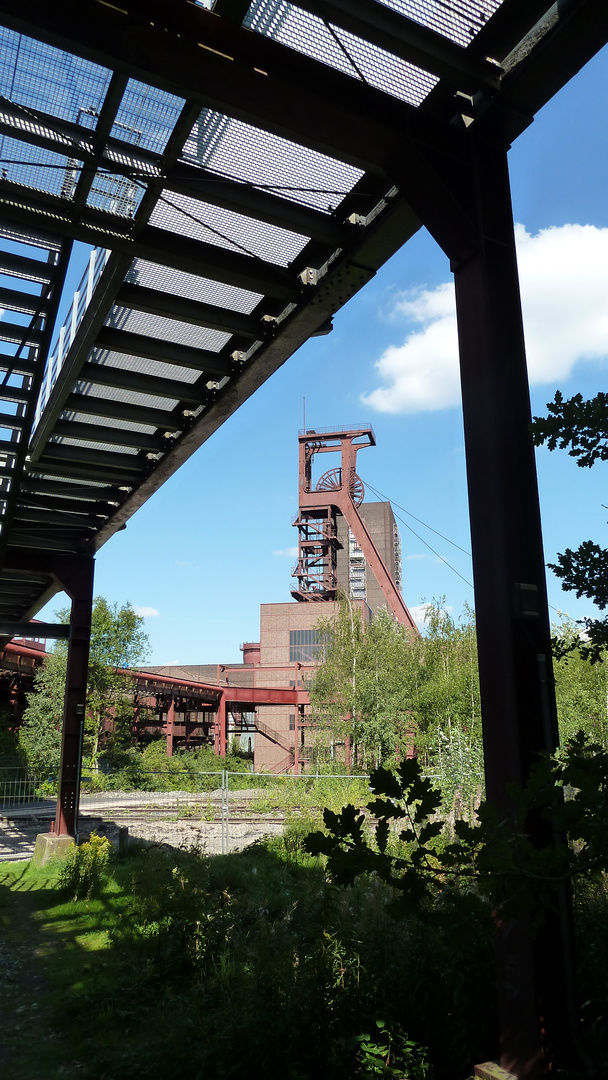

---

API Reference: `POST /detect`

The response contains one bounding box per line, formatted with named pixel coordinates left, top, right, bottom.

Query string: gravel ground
left=0, top=802, right=285, bottom=861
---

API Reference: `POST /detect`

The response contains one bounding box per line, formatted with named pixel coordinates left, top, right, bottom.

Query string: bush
left=57, top=831, right=112, bottom=901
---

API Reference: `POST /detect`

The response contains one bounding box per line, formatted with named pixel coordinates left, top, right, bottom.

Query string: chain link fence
left=0, top=768, right=371, bottom=857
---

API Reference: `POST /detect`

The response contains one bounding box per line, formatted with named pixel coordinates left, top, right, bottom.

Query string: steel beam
left=0, top=621, right=70, bottom=638
left=476, top=0, right=608, bottom=143
left=16, top=491, right=112, bottom=516
left=115, top=282, right=262, bottom=340
left=19, top=477, right=123, bottom=502
left=0, top=322, right=44, bottom=347
left=52, top=419, right=166, bottom=453
left=0, top=249, right=54, bottom=283
left=96, top=326, right=231, bottom=375
left=165, top=695, right=175, bottom=757
left=39, top=441, right=146, bottom=474
left=64, top=392, right=184, bottom=432
left=0, top=287, right=50, bottom=316
left=78, top=361, right=207, bottom=405
left=448, top=137, right=580, bottom=1078
left=13, top=505, right=101, bottom=528
left=53, top=554, right=94, bottom=838
left=27, top=457, right=143, bottom=486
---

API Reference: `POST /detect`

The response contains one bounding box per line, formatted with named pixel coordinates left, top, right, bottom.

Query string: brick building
left=147, top=494, right=405, bottom=771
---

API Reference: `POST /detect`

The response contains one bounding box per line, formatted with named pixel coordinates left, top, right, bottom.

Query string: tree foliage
left=19, top=597, right=149, bottom=767
left=310, top=599, right=608, bottom=805
left=553, top=616, right=608, bottom=747
left=310, top=597, right=481, bottom=781
left=18, top=649, right=66, bottom=773
left=306, top=732, right=608, bottom=924
left=532, top=390, right=608, bottom=660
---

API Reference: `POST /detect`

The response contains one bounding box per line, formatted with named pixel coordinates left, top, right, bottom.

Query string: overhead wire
left=361, top=477, right=566, bottom=617
left=360, top=476, right=474, bottom=590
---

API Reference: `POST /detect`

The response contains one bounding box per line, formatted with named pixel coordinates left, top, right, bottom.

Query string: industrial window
left=289, top=713, right=295, bottom=731
left=289, top=628, right=327, bottom=663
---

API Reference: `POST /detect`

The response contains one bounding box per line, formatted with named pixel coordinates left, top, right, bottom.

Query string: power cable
left=361, top=477, right=472, bottom=557
left=360, top=476, right=474, bottom=590
left=362, top=477, right=569, bottom=615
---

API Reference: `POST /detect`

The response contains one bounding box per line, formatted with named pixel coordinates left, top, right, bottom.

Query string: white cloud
left=362, top=224, right=608, bottom=414
left=407, top=603, right=428, bottom=628
left=405, top=553, right=426, bottom=561
left=273, top=546, right=299, bottom=557
left=134, top=606, right=160, bottom=617
left=408, top=602, right=453, bottom=630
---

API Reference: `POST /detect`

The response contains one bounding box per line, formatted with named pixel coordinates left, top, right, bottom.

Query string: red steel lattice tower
left=291, top=426, right=417, bottom=630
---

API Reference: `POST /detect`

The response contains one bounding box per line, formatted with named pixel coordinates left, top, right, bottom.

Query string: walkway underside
left=0, top=0, right=604, bottom=622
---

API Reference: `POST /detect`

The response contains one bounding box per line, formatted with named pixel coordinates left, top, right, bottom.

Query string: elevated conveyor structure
left=0, top=0, right=602, bottom=622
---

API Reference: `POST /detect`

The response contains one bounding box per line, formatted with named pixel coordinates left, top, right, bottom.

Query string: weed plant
left=57, top=832, right=112, bottom=901
left=1, top=836, right=498, bottom=1080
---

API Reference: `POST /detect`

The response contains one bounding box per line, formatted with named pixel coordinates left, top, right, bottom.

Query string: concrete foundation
left=32, top=832, right=75, bottom=867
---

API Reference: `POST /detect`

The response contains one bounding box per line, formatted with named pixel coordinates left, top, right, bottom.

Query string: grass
left=0, top=835, right=499, bottom=1080
left=3, top=825, right=607, bottom=1080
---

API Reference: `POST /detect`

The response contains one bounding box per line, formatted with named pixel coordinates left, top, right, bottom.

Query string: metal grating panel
left=181, top=110, right=364, bottom=213
left=0, top=26, right=111, bottom=123
left=377, top=0, right=501, bottom=48
left=244, top=1, right=437, bottom=105
left=0, top=223, right=62, bottom=252
left=149, top=192, right=309, bottom=266
left=50, top=434, right=139, bottom=454
left=125, top=260, right=263, bottom=313
left=91, top=347, right=203, bottom=385
left=107, top=306, right=232, bottom=352
left=74, top=382, right=181, bottom=411
left=110, top=78, right=186, bottom=155
left=64, top=412, right=158, bottom=435
left=0, top=135, right=79, bottom=196
left=86, top=170, right=144, bottom=217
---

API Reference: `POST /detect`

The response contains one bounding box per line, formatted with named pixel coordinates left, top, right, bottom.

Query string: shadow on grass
left=1, top=840, right=499, bottom=1080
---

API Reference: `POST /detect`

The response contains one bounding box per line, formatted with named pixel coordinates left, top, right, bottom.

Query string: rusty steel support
left=53, top=554, right=94, bottom=839
left=165, top=695, right=175, bottom=757
left=217, top=693, right=227, bottom=758
left=293, top=708, right=300, bottom=776
left=449, top=139, right=579, bottom=1077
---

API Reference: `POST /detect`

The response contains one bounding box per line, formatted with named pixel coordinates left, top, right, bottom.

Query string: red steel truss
left=291, top=426, right=417, bottom=630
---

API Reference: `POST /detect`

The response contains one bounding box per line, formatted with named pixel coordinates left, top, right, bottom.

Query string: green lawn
left=0, top=835, right=501, bottom=1080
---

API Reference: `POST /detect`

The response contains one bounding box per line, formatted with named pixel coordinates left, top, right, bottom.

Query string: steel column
left=53, top=554, right=94, bottom=839
left=166, top=695, right=175, bottom=757
left=217, top=694, right=227, bottom=758
left=451, top=139, right=578, bottom=1078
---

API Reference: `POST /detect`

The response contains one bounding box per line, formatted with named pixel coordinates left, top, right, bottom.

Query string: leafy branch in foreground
left=531, top=391, right=608, bottom=661
left=305, top=733, right=608, bottom=924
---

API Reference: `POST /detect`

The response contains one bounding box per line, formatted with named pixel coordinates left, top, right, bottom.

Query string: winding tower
left=291, top=426, right=417, bottom=631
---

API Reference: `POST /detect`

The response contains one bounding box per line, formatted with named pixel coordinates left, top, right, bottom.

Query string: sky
left=36, top=44, right=608, bottom=665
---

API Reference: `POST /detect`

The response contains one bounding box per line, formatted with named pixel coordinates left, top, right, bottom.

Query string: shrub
left=57, top=831, right=112, bottom=900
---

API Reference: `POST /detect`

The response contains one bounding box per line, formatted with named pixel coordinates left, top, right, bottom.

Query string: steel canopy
left=0, top=0, right=605, bottom=620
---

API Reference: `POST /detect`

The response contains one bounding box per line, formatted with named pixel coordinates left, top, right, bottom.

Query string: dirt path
left=0, top=869, right=70, bottom=1078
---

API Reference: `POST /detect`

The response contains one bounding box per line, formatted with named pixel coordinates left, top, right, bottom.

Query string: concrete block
left=32, top=832, right=75, bottom=867
left=474, top=1064, right=519, bottom=1080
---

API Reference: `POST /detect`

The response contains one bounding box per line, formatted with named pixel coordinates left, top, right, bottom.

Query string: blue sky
left=39, top=45, right=608, bottom=665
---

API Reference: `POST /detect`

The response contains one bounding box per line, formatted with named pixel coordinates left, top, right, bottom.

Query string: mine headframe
left=291, top=426, right=416, bottom=631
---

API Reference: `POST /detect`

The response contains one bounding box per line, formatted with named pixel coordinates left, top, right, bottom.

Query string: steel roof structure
left=0, top=0, right=604, bottom=623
